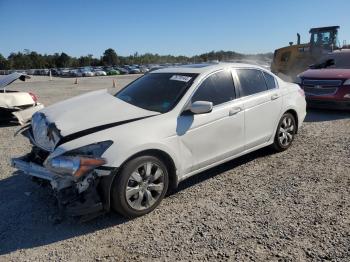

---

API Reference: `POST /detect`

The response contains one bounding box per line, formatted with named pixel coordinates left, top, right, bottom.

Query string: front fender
left=104, top=141, right=180, bottom=172
left=50, top=127, right=181, bottom=174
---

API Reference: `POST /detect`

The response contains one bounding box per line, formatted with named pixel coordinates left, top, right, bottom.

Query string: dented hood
left=40, top=89, right=159, bottom=136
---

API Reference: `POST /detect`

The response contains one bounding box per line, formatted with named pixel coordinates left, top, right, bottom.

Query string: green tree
left=0, top=53, right=9, bottom=70
left=29, top=51, right=46, bottom=68
left=91, top=57, right=101, bottom=66
left=0, top=49, right=274, bottom=69
left=56, top=52, right=71, bottom=68
left=8, top=52, right=32, bottom=69
left=102, top=48, right=118, bottom=66
left=78, top=54, right=94, bottom=67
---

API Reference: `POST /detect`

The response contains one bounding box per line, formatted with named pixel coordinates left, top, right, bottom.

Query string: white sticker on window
left=170, top=75, right=192, bottom=82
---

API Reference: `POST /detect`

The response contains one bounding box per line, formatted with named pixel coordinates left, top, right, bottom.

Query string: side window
left=263, top=71, right=277, bottom=89
left=236, top=69, right=267, bottom=96
left=191, top=70, right=235, bottom=106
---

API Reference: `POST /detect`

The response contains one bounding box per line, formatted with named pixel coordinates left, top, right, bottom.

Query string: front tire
left=111, top=155, right=169, bottom=218
left=272, top=113, right=296, bottom=152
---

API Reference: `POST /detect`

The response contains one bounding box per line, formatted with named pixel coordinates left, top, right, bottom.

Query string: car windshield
left=310, top=52, right=350, bottom=69
left=116, top=73, right=198, bottom=113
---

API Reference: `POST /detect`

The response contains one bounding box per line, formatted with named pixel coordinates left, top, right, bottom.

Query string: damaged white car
left=12, top=63, right=306, bottom=219
left=0, top=73, right=44, bottom=125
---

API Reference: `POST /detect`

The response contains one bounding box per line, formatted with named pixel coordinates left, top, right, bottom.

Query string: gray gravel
left=0, top=75, right=349, bottom=261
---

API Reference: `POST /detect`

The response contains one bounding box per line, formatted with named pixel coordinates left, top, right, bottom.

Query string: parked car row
left=20, top=64, right=174, bottom=77
left=51, top=67, right=116, bottom=77
left=2, top=63, right=198, bottom=78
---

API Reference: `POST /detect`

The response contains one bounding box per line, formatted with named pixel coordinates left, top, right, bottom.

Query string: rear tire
left=111, top=155, right=169, bottom=218
left=272, top=113, right=296, bottom=152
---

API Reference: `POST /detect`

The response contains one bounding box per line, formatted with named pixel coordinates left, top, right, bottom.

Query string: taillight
left=29, top=92, right=38, bottom=103
left=298, top=88, right=305, bottom=97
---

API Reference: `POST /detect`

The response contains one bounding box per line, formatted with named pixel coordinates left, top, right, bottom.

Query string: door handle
left=229, top=107, right=242, bottom=116
left=271, top=94, right=280, bottom=100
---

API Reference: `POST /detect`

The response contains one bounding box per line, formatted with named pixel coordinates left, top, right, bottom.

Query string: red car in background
left=296, top=50, right=350, bottom=110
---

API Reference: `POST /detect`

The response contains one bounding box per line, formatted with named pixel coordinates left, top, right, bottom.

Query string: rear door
left=178, top=69, right=245, bottom=172
left=235, top=69, right=282, bottom=150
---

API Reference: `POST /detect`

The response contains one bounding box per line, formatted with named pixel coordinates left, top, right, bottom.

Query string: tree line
left=0, top=48, right=273, bottom=70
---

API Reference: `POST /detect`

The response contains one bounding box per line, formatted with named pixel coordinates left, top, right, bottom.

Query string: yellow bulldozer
left=271, top=26, right=341, bottom=81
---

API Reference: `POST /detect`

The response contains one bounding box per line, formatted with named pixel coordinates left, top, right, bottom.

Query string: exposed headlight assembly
left=45, top=141, right=113, bottom=179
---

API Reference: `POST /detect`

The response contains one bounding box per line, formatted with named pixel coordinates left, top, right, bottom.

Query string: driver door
left=177, top=69, right=245, bottom=173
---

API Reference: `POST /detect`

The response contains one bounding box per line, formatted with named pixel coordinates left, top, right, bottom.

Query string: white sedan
left=93, top=70, right=107, bottom=76
left=0, top=73, right=44, bottom=125
left=12, top=63, right=306, bottom=219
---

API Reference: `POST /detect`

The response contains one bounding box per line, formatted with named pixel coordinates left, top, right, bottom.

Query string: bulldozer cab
left=271, top=26, right=340, bottom=81
left=309, top=26, right=339, bottom=53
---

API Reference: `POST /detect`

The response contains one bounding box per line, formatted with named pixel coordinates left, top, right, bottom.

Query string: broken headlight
left=45, top=141, right=113, bottom=179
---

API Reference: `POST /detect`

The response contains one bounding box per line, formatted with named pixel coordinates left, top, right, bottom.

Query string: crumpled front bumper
left=12, top=157, right=54, bottom=180
left=11, top=156, right=106, bottom=218
left=11, top=157, right=72, bottom=190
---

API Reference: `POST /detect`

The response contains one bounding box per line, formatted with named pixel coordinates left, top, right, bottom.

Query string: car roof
left=309, top=26, right=339, bottom=33
left=150, top=62, right=266, bottom=74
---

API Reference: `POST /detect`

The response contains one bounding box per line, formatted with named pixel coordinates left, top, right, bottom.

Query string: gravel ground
left=0, top=75, right=349, bottom=261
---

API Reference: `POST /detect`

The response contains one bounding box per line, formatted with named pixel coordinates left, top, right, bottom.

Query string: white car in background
left=93, top=69, right=107, bottom=76
left=0, top=73, right=44, bottom=125
left=82, top=69, right=95, bottom=77
left=12, top=63, right=306, bottom=219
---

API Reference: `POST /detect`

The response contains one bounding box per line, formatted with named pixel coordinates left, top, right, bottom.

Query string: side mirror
left=189, top=101, right=213, bottom=114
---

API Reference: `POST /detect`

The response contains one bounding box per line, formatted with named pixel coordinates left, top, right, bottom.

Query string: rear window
left=236, top=69, right=268, bottom=96
left=263, top=72, right=277, bottom=89
left=312, top=53, right=350, bottom=69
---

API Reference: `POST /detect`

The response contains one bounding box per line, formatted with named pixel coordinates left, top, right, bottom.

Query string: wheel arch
left=99, top=148, right=178, bottom=213
left=120, top=149, right=178, bottom=190
left=284, top=108, right=299, bottom=133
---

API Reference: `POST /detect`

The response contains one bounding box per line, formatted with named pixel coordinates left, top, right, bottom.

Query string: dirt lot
left=0, top=75, right=349, bottom=261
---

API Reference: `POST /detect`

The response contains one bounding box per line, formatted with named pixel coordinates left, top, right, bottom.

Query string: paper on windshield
left=170, top=75, right=192, bottom=82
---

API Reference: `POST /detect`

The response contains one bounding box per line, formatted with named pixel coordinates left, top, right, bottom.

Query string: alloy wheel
left=278, top=115, right=295, bottom=147
left=125, top=162, right=165, bottom=211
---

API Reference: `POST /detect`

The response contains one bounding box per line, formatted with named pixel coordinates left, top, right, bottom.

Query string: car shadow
left=0, top=120, right=19, bottom=128
left=305, top=108, right=350, bottom=122
left=0, top=172, right=129, bottom=255
left=0, top=147, right=273, bottom=256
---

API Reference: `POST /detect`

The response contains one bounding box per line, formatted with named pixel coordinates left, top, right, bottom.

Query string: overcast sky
left=1, top=0, right=349, bottom=57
